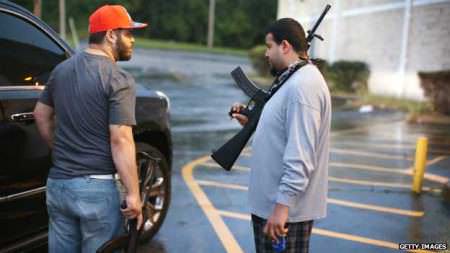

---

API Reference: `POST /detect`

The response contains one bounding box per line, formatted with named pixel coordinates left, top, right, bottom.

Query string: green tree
left=12, top=0, right=277, bottom=49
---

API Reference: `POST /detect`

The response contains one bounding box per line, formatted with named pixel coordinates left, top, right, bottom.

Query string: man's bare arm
left=110, top=124, right=143, bottom=228
left=33, top=102, right=55, bottom=148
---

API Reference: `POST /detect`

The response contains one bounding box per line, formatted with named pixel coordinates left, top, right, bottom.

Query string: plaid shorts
left=252, top=214, right=314, bottom=253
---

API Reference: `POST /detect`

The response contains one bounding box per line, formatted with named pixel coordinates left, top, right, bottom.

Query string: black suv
left=0, top=1, right=172, bottom=252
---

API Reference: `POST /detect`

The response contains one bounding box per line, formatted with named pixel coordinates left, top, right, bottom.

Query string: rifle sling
left=266, top=61, right=309, bottom=102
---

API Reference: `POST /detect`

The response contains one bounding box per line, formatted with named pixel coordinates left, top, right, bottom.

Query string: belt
left=88, top=174, right=116, bottom=180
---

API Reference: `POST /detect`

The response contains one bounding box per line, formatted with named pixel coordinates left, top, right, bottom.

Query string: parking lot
left=178, top=122, right=450, bottom=253
left=129, top=49, right=450, bottom=253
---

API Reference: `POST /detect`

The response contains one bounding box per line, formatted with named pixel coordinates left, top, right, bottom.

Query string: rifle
left=211, top=4, right=331, bottom=171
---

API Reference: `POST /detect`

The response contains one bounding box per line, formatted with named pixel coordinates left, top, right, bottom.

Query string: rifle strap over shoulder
left=266, top=60, right=309, bottom=101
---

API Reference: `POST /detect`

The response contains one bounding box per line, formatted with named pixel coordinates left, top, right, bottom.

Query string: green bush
left=247, top=50, right=370, bottom=93
left=327, top=61, right=370, bottom=93
left=310, top=58, right=330, bottom=75
left=248, top=45, right=270, bottom=76
left=418, top=70, right=450, bottom=115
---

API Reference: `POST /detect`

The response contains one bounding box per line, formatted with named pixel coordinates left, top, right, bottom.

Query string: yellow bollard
left=412, top=137, right=428, bottom=194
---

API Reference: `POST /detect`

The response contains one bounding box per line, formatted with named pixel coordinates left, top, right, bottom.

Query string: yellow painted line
left=330, top=162, right=409, bottom=175
left=332, top=126, right=450, bottom=140
left=197, top=180, right=248, bottom=191
left=181, top=155, right=244, bottom=253
left=217, top=209, right=251, bottom=220
left=331, top=155, right=449, bottom=185
left=336, top=141, right=450, bottom=155
left=202, top=160, right=447, bottom=186
left=330, top=126, right=370, bottom=137
left=336, top=141, right=413, bottom=149
left=197, top=180, right=424, bottom=217
left=334, top=132, right=450, bottom=146
left=330, top=148, right=413, bottom=161
left=244, top=148, right=413, bottom=161
left=217, top=210, right=433, bottom=253
left=328, top=177, right=440, bottom=193
left=205, top=161, right=407, bottom=175
left=329, top=176, right=411, bottom=188
left=327, top=198, right=424, bottom=217
left=202, top=162, right=250, bottom=172
left=405, top=156, right=449, bottom=184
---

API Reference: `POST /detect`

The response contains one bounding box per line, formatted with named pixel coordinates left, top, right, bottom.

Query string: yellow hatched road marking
left=183, top=124, right=448, bottom=252
left=327, top=176, right=442, bottom=192
left=202, top=159, right=448, bottom=185
left=327, top=198, right=424, bottom=217
left=331, top=156, right=448, bottom=184
left=333, top=132, right=450, bottom=146
left=196, top=180, right=424, bottom=217
left=392, top=131, right=450, bottom=141
left=217, top=210, right=433, bottom=253
left=330, top=126, right=370, bottom=137
left=405, top=156, right=449, bottom=184
left=331, top=127, right=450, bottom=142
left=203, top=162, right=250, bottom=171
left=243, top=148, right=414, bottom=160
left=330, top=148, right=413, bottom=160
left=330, top=162, right=410, bottom=175
left=335, top=141, right=450, bottom=155
left=197, top=179, right=248, bottom=191
left=181, top=155, right=244, bottom=253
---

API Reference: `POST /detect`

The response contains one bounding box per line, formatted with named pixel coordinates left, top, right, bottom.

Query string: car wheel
left=135, top=142, right=171, bottom=242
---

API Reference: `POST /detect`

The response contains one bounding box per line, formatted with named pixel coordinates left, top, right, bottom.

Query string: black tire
left=135, top=143, right=171, bottom=242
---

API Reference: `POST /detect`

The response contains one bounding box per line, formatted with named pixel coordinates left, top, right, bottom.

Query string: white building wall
left=277, top=0, right=450, bottom=100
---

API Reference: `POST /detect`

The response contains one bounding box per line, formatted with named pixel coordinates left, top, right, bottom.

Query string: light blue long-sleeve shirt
left=249, top=63, right=331, bottom=222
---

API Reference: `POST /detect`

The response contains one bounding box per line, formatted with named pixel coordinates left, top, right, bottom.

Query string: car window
left=0, top=11, right=67, bottom=87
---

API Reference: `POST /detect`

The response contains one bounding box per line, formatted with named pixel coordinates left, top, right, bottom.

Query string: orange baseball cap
left=89, top=5, right=148, bottom=34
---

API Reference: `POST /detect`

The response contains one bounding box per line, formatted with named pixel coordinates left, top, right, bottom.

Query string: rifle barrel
left=306, top=4, right=332, bottom=42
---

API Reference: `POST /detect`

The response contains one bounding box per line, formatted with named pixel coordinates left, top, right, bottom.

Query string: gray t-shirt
left=39, top=51, right=136, bottom=179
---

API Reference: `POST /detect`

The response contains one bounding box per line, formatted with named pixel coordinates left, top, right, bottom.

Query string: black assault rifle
left=211, top=4, right=331, bottom=171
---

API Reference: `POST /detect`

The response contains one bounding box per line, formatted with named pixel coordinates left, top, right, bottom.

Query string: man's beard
left=270, top=66, right=278, bottom=77
left=269, top=61, right=282, bottom=77
left=268, top=57, right=284, bottom=77
left=115, top=38, right=132, bottom=61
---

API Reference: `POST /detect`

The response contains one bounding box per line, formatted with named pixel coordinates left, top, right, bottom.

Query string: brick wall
left=278, top=0, right=450, bottom=100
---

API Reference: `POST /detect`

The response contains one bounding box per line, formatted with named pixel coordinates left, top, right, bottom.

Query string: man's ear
left=105, top=29, right=118, bottom=44
left=280, top=40, right=292, bottom=54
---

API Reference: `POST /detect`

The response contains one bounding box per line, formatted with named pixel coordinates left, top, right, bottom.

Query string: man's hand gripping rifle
left=211, top=4, right=331, bottom=171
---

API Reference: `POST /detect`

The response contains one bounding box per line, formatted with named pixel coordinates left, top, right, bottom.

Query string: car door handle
left=10, top=112, right=35, bottom=122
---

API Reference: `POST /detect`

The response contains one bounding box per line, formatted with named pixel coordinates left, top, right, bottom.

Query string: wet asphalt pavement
left=119, top=48, right=450, bottom=253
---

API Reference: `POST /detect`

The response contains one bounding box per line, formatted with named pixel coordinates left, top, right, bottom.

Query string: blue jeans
left=46, top=177, right=123, bottom=253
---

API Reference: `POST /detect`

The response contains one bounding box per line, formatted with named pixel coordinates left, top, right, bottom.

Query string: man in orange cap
left=33, top=5, right=147, bottom=252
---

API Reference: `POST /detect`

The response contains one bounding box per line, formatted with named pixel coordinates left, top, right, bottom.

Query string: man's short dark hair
left=267, top=18, right=308, bottom=53
left=88, top=31, right=107, bottom=44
